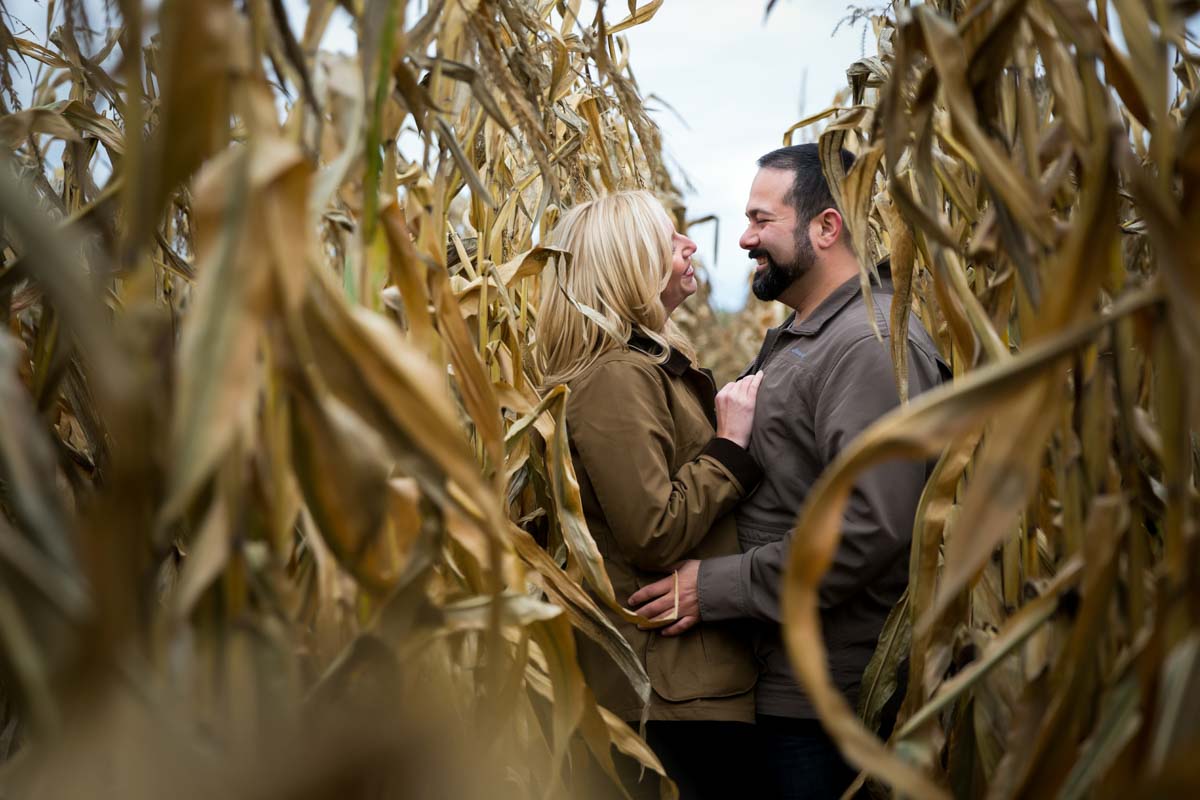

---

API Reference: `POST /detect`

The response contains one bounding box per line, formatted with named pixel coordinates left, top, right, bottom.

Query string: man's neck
left=779, top=251, right=859, bottom=322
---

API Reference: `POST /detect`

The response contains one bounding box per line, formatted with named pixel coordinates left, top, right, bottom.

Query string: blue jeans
left=757, top=715, right=857, bottom=800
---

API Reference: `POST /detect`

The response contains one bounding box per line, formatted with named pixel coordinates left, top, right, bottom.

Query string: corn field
left=0, top=0, right=1196, bottom=798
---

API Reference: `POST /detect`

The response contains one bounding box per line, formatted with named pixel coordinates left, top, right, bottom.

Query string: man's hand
left=630, top=559, right=700, bottom=636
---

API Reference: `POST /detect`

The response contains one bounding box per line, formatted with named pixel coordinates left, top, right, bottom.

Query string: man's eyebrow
left=746, top=207, right=772, bottom=219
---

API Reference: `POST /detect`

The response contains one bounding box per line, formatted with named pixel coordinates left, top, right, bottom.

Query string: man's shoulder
left=818, top=290, right=892, bottom=353
left=820, top=289, right=948, bottom=391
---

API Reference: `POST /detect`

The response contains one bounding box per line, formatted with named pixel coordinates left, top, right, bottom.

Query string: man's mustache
left=747, top=248, right=770, bottom=262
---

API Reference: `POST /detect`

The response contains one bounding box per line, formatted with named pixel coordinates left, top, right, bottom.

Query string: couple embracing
left=535, top=144, right=948, bottom=800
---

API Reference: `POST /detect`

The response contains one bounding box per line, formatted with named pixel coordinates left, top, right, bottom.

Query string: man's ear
left=812, top=209, right=844, bottom=249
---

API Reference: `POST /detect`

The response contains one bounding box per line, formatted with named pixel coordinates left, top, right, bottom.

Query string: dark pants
left=617, top=720, right=759, bottom=800
left=757, top=715, right=856, bottom=800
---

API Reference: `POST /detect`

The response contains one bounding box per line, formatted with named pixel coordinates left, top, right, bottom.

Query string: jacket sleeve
left=698, top=336, right=922, bottom=621
left=569, top=359, right=762, bottom=571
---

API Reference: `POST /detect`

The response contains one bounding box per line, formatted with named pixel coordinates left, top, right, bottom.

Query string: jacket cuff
left=698, top=553, right=747, bottom=621
left=701, top=438, right=763, bottom=495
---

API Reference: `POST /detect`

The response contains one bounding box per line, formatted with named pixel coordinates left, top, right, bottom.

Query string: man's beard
left=749, top=231, right=815, bottom=301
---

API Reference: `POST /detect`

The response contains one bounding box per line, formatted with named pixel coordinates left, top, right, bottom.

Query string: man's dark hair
left=757, top=144, right=855, bottom=224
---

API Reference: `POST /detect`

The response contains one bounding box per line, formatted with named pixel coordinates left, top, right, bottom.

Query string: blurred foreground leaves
left=0, top=0, right=689, bottom=797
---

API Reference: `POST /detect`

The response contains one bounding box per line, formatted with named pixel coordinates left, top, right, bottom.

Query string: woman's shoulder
left=565, top=347, right=666, bottom=412
left=569, top=346, right=660, bottom=386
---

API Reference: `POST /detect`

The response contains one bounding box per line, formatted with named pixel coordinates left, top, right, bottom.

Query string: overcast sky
left=7, top=0, right=868, bottom=310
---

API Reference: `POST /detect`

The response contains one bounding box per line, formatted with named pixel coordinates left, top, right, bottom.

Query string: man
left=630, top=144, right=948, bottom=799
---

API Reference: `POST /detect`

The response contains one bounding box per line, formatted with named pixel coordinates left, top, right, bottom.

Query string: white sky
left=6, top=0, right=868, bottom=310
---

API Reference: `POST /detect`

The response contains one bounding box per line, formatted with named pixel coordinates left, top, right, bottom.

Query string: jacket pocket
left=645, top=622, right=758, bottom=703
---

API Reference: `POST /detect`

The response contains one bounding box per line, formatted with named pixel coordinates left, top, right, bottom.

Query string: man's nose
left=739, top=226, right=756, bottom=250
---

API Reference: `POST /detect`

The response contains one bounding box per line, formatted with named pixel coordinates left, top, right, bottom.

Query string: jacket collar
left=787, top=258, right=892, bottom=337
left=628, top=331, right=691, bottom=376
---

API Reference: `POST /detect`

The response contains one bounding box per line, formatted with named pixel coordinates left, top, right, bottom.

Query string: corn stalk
left=0, top=0, right=690, bottom=796
left=774, top=2, right=1200, bottom=798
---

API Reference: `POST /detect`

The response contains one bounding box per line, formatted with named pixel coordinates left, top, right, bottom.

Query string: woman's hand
left=715, top=371, right=764, bottom=448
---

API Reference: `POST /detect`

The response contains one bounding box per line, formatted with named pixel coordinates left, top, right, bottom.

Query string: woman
left=536, top=191, right=764, bottom=799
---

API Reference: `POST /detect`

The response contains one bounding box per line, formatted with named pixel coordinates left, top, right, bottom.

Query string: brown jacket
left=566, top=335, right=762, bottom=722
left=697, top=266, right=950, bottom=718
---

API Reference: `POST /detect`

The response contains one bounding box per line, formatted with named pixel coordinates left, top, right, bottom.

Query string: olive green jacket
left=566, top=335, right=762, bottom=723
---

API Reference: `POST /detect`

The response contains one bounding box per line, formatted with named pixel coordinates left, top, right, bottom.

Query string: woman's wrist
left=701, top=437, right=763, bottom=493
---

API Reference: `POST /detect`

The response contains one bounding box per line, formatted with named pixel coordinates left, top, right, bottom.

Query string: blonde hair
left=535, top=190, right=696, bottom=387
